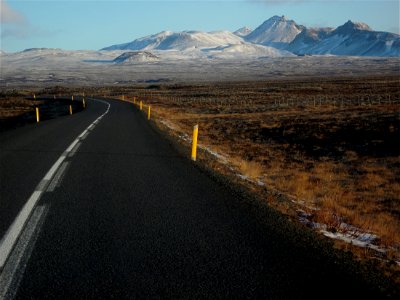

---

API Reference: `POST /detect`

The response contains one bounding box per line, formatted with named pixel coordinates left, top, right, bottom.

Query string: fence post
left=36, top=107, right=40, bottom=123
left=191, top=125, right=199, bottom=161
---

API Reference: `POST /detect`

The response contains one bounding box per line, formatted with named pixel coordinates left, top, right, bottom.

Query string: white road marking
left=47, top=162, right=69, bottom=192
left=78, top=129, right=88, bottom=139
left=65, top=138, right=80, bottom=153
left=79, top=132, right=89, bottom=140
left=35, top=179, right=50, bottom=192
left=43, top=156, right=66, bottom=181
left=0, top=99, right=111, bottom=271
left=0, top=205, right=49, bottom=300
left=0, top=191, right=42, bottom=270
left=68, top=142, right=81, bottom=157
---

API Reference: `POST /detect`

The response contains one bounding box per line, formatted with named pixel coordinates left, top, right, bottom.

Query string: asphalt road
left=0, top=98, right=395, bottom=298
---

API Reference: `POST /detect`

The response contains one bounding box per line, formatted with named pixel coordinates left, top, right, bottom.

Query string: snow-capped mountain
left=102, top=30, right=244, bottom=51
left=100, top=16, right=399, bottom=57
left=245, top=15, right=304, bottom=49
left=287, top=20, right=400, bottom=56
left=234, top=27, right=252, bottom=37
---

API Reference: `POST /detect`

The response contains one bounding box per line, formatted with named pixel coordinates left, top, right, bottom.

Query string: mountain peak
left=340, top=20, right=372, bottom=32
left=245, top=15, right=304, bottom=48
left=270, top=15, right=287, bottom=22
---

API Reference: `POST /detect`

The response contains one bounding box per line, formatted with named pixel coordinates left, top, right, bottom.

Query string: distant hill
left=102, top=31, right=243, bottom=51
left=113, top=51, right=160, bottom=63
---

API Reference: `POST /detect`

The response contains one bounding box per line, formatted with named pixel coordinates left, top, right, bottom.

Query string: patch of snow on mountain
left=102, top=30, right=244, bottom=51
left=234, top=27, right=252, bottom=37
left=288, top=20, right=400, bottom=56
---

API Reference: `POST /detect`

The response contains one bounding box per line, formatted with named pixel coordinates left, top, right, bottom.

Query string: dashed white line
left=47, top=162, right=69, bottom=192
left=0, top=204, right=49, bottom=300
left=0, top=191, right=42, bottom=269
left=68, top=142, right=81, bottom=157
left=0, top=99, right=111, bottom=272
left=65, top=138, right=80, bottom=153
left=43, top=156, right=66, bottom=181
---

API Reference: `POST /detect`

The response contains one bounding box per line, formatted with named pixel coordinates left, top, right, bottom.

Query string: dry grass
left=100, top=76, right=400, bottom=263
left=237, top=159, right=263, bottom=180
left=0, top=97, right=43, bottom=118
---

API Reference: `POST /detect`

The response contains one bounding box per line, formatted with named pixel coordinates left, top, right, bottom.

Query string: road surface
left=0, top=98, right=394, bottom=298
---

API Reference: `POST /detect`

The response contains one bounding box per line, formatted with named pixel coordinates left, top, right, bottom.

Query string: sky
left=1, top=0, right=399, bottom=52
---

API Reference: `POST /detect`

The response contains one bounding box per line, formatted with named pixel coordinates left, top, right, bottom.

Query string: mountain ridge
left=102, top=16, right=399, bottom=57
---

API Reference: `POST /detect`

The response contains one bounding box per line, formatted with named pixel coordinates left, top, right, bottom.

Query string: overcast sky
left=1, top=0, right=399, bottom=52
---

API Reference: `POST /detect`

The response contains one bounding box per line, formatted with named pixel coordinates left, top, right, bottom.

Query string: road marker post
left=36, top=107, right=40, bottom=123
left=133, top=97, right=136, bottom=104
left=148, top=106, right=151, bottom=120
left=122, top=95, right=125, bottom=101
left=33, top=94, right=36, bottom=100
left=140, top=101, right=143, bottom=110
left=69, top=105, right=73, bottom=115
left=72, top=95, right=74, bottom=101
left=191, top=125, right=199, bottom=161
left=83, top=98, right=86, bottom=108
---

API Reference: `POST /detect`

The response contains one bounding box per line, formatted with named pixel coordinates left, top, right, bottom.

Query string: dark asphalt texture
left=1, top=98, right=394, bottom=298
left=0, top=98, right=101, bottom=238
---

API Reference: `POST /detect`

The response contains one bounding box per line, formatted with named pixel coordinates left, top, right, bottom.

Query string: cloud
left=0, top=0, right=26, bottom=24
left=1, top=0, right=58, bottom=40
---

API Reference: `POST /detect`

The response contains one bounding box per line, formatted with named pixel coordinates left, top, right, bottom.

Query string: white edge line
left=66, top=138, right=80, bottom=152
left=0, top=98, right=110, bottom=271
left=0, top=191, right=42, bottom=269
left=0, top=205, right=48, bottom=299
left=43, top=156, right=66, bottom=181
left=46, top=162, right=69, bottom=192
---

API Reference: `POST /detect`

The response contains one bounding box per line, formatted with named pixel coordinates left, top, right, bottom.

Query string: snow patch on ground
left=298, top=210, right=392, bottom=256
left=159, top=117, right=399, bottom=263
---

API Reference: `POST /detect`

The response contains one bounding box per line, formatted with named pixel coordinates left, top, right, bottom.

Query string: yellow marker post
left=133, top=97, right=136, bottom=104
left=72, top=95, right=74, bottom=101
left=191, top=125, right=199, bottom=161
left=83, top=98, right=86, bottom=108
left=36, top=107, right=40, bottom=123
left=140, top=101, right=143, bottom=110
left=122, top=95, right=125, bottom=101
left=33, top=94, right=36, bottom=100
left=147, top=105, right=151, bottom=120
left=69, top=105, right=73, bottom=115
